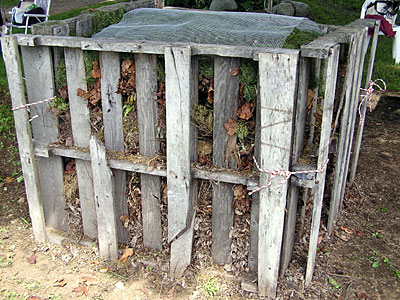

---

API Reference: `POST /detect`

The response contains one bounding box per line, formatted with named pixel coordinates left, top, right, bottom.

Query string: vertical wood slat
left=305, top=44, right=340, bottom=286
left=2, top=36, right=47, bottom=242
left=249, top=78, right=261, bottom=272
left=327, top=34, right=358, bottom=234
left=257, top=51, right=299, bottom=297
left=20, top=45, right=67, bottom=232
left=135, top=53, right=162, bottom=250
left=349, top=21, right=380, bottom=185
left=64, top=48, right=97, bottom=239
left=89, top=136, right=118, bottom=261
left=100, top=51, right=129, bottom=243
left=165, top=47, right=196, bottom=277
left=338, top=30, right=368, bottom=208
left=212, top=56, right=240, bottom=264
left=280, top=56, right=310, bottom=276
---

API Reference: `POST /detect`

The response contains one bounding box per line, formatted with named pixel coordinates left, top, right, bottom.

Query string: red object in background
left=365, top=14, right=397, bottom=37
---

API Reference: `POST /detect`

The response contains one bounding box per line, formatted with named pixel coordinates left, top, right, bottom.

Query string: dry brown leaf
left=76, top=88, right=91, bottom=100
left=237, top=102, right=254, bottom=120
left=120, top=214, right=130, bottom=228
left=5, top=177, right=13, bottom=183
left=91, top=61, right=101, bottom=79
left=355, top=230, right=363, bottom=237
left=27, top=297, right=42, bottom=300
left=224, top=119, right=237, bottom=136
left=82, top=276, right=99, bottom=286
left=26, top=254, right=37, bottom=264
left=356, top=291, right=369, bottom=299
left=317, top=235, right=323, bottom=245
left=73, top=286, right=88, bottom=297
left=99, top=267, right=109, bottom=273
left=54, top=278, right=66, bottom=287
left=121, top=58, right=135, bottom=76
left=230, top=66, right=240, bottom=76
left=341, top=226, right=354, bottom=234
left=118, top=247, right=133, bottom=263
left=307, top=89, right=315, bottom=109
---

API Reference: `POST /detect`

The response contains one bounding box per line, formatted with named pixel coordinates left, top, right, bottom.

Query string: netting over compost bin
left=93, top=8, right=321, bottom=48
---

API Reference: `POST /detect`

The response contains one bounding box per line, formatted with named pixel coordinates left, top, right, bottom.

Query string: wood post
left=165, top=46, right=196, bottom=278
left=281, top=56, right=310, bottom=276
left=2, top=36, right=47, bottom=243
left=212, top=56, right=240, bottom=264
left=257, top=51, right=299, bottom=297
left=90, top=135, right=118, bottom=261
left=100, top=51, right=129, bottom=243
left=65, top=48, right=97, bottom=239
left=135, top=53, right=162, bottom=250
left=305, top=44, right=340, bottom=286
left=349, top=21, right=380, bottom=185
left=21, top=45, right=67, bottom=232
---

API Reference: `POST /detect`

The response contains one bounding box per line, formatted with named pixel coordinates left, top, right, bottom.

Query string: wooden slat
left=64, top=48, right=97, bottom=239
left=249, top=77, right=261, bottom=272
left=15, top=35, right=299, bottom=60
left=20, top=45, right=67, bottom=232
left=349, top=21, right=380, bottom=185
left=281, top=56, right=310, bottom=276
left=165, top=46, right=196, bottom=277
left=33, top=144, right=259, bottom=186
left=99, top=51, right=129, bottom=243
left=135, top=53, right=162, bottom=250
left=327, top=34, right=358, bottom=234
left=211, top=56, right=240, bottom=264
left=338, top=30, right=368, bottom=208
left=89, top=136, right=118, bottom=261
left=305, top=44, right=340, bottom=286
left=2, top=36, right=47, bottom=242
left=257, top=51, right=299, bottom=297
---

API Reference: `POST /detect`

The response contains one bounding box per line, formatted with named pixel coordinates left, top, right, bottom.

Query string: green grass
left=49, top=0, right=131, bottom=20
left=0, top=0, right=18, bottom=7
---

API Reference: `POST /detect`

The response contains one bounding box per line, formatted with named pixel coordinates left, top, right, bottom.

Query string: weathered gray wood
left=349, top=21, right=380, bottom=185
left=15, top=34, right=299, bottom=60
left=212, top=56, right=240, bottom=264
left=20, top=45, right=67, bottom=232
left=339, top=30, right=368, bottom=208
left=33, top=144, right=260, bottom=186
left=327, top=34, right=358, bottom=234
left=89, top=136, right=118, bottom=261
left=308, top=58, right=321, bottom=146
left=2, top=36, right=47, bottom=243
left=64, top=48, right=97, bottom=239
left=257, top=51, right=299, bottom=297
left=281, top=56, right=310, bottom=277
left=99, top=51, right=129, bottom=243
left=249, top=75, right=261, bottom=272
left=305, top=44, right=340, bottom=286
left=135, top=53, right=162, bottom=250
left=165, top=46, right=196, bottom=277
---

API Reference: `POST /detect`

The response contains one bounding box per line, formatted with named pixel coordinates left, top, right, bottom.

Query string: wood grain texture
left=327, top=34, right=357, bottom=234
left=135, top=53, right=162, bottom=250
left=339, top=30, right=367, bottom=208
left=257, top=51, right=299, bottom=297
left=100, top=51, right=128, bottom=243
left=349, top=21, right=380, bottom=185
left=211, top=56, right=240, bottom=264
left=2, top=36, right=47, bottom=242
left=20, top=45, right=67, bottom=232
left=89, top=136, right=118, bottom=261
left=281, top=56, right=310, bottom=277
left=249, top=77, right=261, bottom=272
left=305, top=44, right=340, bottom=286
left=64, top=48, right=97, bottom=239
left=165, top=46, right=196, bottom=277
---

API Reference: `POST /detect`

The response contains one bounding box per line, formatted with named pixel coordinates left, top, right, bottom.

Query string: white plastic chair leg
left=393, top=26, right=400, bottom=63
